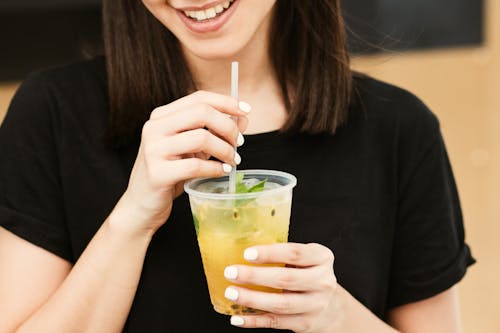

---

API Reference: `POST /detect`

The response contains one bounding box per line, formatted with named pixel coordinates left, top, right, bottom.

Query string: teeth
left=206, top=7, right=216, bottom=19
left=196, top=10, right=207, bottom=20
left=184, top=0, right=234, bottom=21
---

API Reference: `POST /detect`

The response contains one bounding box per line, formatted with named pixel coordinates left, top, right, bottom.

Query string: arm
left=220, top=243, right=462, bottom=333
left=330, top=285, right=461, bottom=332
left=387, top=286, right=462, bottom=333
left=0, top=227, right=71, bottom=333
left=0, top=91, right=249, bottom=332
left=0, top=209, right=152, bottom=333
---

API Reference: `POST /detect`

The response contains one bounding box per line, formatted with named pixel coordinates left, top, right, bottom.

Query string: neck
left=181, top=17, right=287, bottom=134
left=182, top=16, right=276, bottom=98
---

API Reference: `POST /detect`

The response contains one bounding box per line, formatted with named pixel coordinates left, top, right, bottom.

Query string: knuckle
left=193, top=90, right=208, bottom=101
left=193, top=129, right=209, bottom=147
left=323, top=247, right=335, bottom=263
left=267, top=314, right=282, bottom=329
left=141, top=121, right=153, bottom=138
left=309, top=243, right=334, bottom=262
left=150, top=106, right=162, bottom=119
left=201, top=103, right=214, bottom=117
left=288, top=244, right=303, bottom=263
left=308, top=242, right=323, bottom=251
left=275, top=271, right=294, bottom=290
left=194, top=104, right=212, bottom=121
left=272, top=294, right=292, bottom=314
left=319, top=276, right=337, bottom=293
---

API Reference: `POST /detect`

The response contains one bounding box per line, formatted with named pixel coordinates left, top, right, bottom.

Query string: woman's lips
left=176, top=0, right=239, bottom=34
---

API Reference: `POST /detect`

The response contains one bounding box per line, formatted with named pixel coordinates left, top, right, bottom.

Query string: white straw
left=228, top=61, right=239, bottom=193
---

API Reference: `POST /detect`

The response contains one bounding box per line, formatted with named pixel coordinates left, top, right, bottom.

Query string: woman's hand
left=223, top=242, right=341, bottom=333
left=112, top=90, right=250, bottom=236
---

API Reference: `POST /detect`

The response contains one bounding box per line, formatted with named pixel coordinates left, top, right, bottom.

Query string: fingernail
left=244, top=248, right=258, bottom=261
left=236, top=132, right=245, bottom=147
left=231, top=316, right=245, bottom=326
left=222, top=163, right=232, bottom=173
left=225, top=287, right=239, bottom=301
left=234, top=152, right=241, bottom=165
left=239, top=101, right=252, bottom=113
left=224, top=266, right=238, bottom=280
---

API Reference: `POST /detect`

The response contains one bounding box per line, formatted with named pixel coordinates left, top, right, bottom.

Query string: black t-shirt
left=0, top=57, right=474, bottom=332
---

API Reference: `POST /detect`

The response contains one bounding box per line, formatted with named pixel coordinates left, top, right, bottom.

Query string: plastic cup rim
left=184, top=169, right=297, bottom=200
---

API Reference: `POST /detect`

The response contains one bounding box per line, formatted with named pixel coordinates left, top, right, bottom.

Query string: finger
left=230, top=313, right=312, bottom=331
left=194, top=152, right=211, bottom=161
left=243, top=243, right=335, bottom=267
left=236, top=115, right=249, bottom=133
left=224, top=286, right=319, bottom=315
left=152, top=129, right=240, bottom=166
left=151, top=158, right=232, bottom=186
left=150, top=90, right=251, bottom=120
left=145, top=105, right=242, bottom=147
left=224, top=264, right=325, bottom=292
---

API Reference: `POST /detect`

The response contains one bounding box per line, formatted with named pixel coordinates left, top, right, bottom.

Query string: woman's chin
left=182, top=40, right=246, bottom=62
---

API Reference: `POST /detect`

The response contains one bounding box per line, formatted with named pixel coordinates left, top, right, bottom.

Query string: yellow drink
left=185, top=170, right=296, bottom=315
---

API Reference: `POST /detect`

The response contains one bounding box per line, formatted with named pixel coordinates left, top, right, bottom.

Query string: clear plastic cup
left=184, top=169, right=297, bottom=315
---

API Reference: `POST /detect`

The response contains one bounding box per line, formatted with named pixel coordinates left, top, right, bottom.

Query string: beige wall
left=0, top=1, right=498, bottom=331
left=0, top=83, right=17, bottom=120
left=352, top=1, right=499, bottom=331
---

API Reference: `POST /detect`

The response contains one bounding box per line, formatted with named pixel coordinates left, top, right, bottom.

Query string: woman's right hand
left=111, top=90, right=250, bottom=236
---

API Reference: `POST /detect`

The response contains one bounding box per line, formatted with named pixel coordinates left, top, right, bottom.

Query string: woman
left=0, top=0, right=474, bottom=332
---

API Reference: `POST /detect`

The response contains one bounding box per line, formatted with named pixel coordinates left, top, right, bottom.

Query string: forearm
left=17, top=209, right=153, bottom=333
left=330, top=286, right=399, bottom=333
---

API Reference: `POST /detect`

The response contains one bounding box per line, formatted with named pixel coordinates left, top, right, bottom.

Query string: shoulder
left=350, top=74, right=441, bottom=145
left=3, top=56, right=108, bottom=139
left=21, top=56, right=107, bottom=98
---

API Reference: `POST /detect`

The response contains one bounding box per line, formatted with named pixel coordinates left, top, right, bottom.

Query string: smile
left=176, top=0, right=239, bottom=33
left=182, top=0, right=235, bottom=22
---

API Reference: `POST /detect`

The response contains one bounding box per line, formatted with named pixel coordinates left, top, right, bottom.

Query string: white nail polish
left=238, top=101, right=252, bottom=113
left=237, top=132, right=245, bottom=147
left=244, top=248, right=258, bottom=261
left=222, top=163, right=232, bottom=173
left=224, top=266, right=238, bottom=280
left=225, top=287, right=239, bottom=301
left=234, top=152, right=241, bottom=165
left=231, top=316, right=245, bottom=326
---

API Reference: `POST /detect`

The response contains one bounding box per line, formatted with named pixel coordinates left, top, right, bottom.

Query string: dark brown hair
left=103, top=0, right=352, bottom=147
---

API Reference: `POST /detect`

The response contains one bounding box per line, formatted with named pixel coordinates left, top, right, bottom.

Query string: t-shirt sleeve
left=0, top=71, right=73, bottom=262
left=387, top=103, right=475, bottom=308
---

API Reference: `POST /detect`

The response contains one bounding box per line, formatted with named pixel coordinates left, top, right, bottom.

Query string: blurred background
left=0, top=0, right=498, bottom=331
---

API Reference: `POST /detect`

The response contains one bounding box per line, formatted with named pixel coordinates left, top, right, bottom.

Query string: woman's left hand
left=223, top=242, right=340, bottom=332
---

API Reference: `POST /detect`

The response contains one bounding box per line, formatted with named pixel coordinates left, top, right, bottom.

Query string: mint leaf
left=235, top=172, right=248, bottom=194
left=235, top=172, right=244, bottom=184
left=247, top=179, right=267, bottom=193
left=235, top=182, right=248, bottom=194
left=234, top=172, right=267, bottom=196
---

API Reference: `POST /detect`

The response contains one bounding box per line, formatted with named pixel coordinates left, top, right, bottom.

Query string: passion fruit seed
left=232, top=209, right=239, bottom=219
left=271, top=208, right=276, bottom=217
